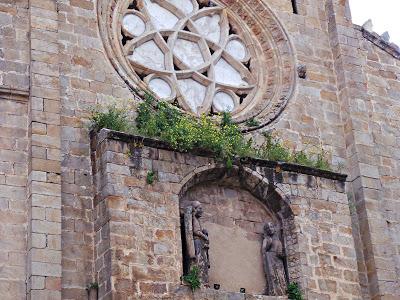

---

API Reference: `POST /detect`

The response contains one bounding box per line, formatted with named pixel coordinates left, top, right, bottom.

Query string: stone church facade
left=0, top=0, right=399, bottom=299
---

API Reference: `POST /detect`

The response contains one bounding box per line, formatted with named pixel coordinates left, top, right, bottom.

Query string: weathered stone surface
left=1, top=0, right=399, bottom=299
left=91, top=132, right=360, bottom=299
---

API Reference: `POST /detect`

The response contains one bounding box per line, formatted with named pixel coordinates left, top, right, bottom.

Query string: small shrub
left=221, top=111, right=233, bottom=126
left=86, top=282, right=99, bottom=290
left=90, top=105, right=133, bottom=133
left=146, top=171, right=155, bottom=184
left=257, top=133, right=292, bottom=162
left=292, top=150, right=314, bottom=167
left=92, top=95, right=333, bottom=171
left=183, top=266, right=201, bottom=291
left=287, top=282, right=304, bottom=300
left=245, top=117, right=260, bottom=127
left=136, top=96, right=251, bottom=165
left=314, top=149, right=331, bottom=171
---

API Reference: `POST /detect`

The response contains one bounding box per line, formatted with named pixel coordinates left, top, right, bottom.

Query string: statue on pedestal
left=262, top=222, right=288, bottom=296
left=183, top=201, right=210, bottom=286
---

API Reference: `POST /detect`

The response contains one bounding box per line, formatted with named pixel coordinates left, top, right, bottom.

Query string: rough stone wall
left=0, top=0, right=398, bottom=299
left=0, top=97, right=28, bottom=299
left=0, top=0, right=30, bottom=91
left=56, top=0, right=135, bottom=296
left=0, top=0, right=29, bottom=299
left=92, top=130, right=361, bottom=300
left=323, top=1, right=400, bottom=298
left=259, top=0, right=348, bottom=170
left=52, top=1, right=369, bottom=298
left=27, top=0, right=64, bottom=298
left=355, top=28, right=400, bottom=299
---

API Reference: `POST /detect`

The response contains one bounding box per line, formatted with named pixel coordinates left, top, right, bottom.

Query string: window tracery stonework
left=98, top=0, right=296, bottom=129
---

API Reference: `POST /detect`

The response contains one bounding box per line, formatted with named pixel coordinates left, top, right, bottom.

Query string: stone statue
left=183, top=201, right=210, bottom=286
left=262, top=222, right=288, bottom=296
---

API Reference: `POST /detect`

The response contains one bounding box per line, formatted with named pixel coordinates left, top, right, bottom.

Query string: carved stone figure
left=183, top=201, right=210, bottom=286
left=262, top=222, right=288, bottom=296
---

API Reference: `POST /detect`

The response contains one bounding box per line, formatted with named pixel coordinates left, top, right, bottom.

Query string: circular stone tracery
left=121, top=0, right=255, bottom=115
left=98, top=0, right=296, bottom=130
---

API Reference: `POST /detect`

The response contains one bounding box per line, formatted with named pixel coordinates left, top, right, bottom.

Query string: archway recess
left=178, top=166, right=294, bottom=294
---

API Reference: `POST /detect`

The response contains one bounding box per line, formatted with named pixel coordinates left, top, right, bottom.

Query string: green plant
left=86, top=282, right=99, bottom=290
left=136, top=96, right=251, bottom=165
left=92, top=95, right=333, bottom=171
left=90, top=105, right=133, bottom=133
left=287, top=282, right=304, bottom=300
left=245, top=117, right=260, bottom=127
left=292, top=150, right=314, bottom=167
left=146, top=170, right=155, bottom=184
left=257, top=133, right=292, bottom=162
left=183, top=266, right=201, bottom=291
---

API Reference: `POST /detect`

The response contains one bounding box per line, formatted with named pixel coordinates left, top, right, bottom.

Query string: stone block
left=31, top=275, right=45, bottom=289
left=31, top=233, right=46, bottom=249
left=31, top=181, right=61, bottom=196
left=47, top=234, right=61, bottom=250
left=31, top=262, right=61, bottom=277
left=45, top=208, right=61, bottom=222
left=32, top=220, right=61, bottom=235
left=32, top=158, right=61, bottom=173
left=32, top=194, right=61, bottom=209
left=32, top=207, right=46, bottom=220
left=31, top=249, right=61, bottom=264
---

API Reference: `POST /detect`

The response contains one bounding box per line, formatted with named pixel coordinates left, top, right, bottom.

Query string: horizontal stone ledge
left=93, top=128, right=347, bottom=182
left=0, top=85, right=29, bottom=102
left=174, top=285, right=288, bottom=300
left=194, top=290, right=286, bottom=300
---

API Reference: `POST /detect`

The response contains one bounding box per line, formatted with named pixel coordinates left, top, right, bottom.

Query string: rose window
left=120, top=0, right=258, bottom=115
left=99, top=0, right=296, bottom=128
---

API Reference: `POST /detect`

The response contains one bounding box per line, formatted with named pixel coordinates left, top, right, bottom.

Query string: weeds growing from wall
left=90, top=95, right=333, bottom=171
left=90, top=105, right=134, bottom=133
left=182, top=266, right=201, bottom=291
left=146, top=171, right=155, bottom=184
left=287, top=282, right=304, bottom=300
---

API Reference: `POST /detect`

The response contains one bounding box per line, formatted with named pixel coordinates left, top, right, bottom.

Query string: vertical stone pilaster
left=326, top=1, right=396, bottom=299
left=27, top=0, right=62, bottom=298
left=0, top=1, right=30, bottom=299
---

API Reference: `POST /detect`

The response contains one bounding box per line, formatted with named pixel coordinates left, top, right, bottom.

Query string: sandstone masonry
left=0, top=0, right=399, bottom=299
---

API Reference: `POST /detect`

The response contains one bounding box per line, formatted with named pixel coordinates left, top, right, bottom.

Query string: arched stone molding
left=178, top=164, right=293, bottom=217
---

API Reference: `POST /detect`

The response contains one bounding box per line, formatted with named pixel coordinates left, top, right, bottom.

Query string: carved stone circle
left=98, top=0, right=296, bottom=130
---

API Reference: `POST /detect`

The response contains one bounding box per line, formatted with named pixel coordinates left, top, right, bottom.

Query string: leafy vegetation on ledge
left=89, top=95, right=333, bottom=171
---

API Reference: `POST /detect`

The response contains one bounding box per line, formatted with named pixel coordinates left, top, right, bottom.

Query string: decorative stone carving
left=119, top=0, right=257, bottom=116
left=98, top=0, right=296, bottom=129
left=262, top=222, right=288, bottom=296
left=297, top=65, right=307, bottom=79
left=183, top=201, right=210, bottom=286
